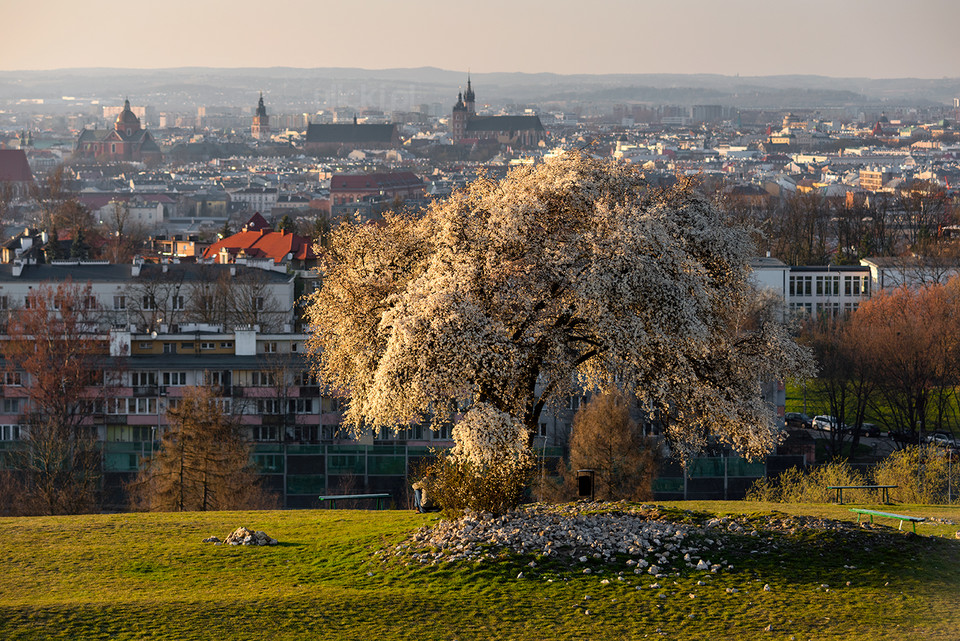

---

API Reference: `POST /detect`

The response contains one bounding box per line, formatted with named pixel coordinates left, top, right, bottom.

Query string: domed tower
left=464, top=75, right=476, bottom=116
left=115, top=99, right=141, bottom=137
left=450, top=91, right=468, bottom=143
left=252, top=92, right=270, bottom=140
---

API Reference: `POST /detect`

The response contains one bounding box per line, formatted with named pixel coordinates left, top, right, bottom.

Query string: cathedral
left=252, top=92, right=270, bottom=140
left=449, top=78, right=545, bottom=147
left=75, top=99, right=162, bottom=164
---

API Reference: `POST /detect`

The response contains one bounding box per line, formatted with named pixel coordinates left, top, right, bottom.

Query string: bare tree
left=99, top=200, right=148, bottom=263
left=125, top=268, right=187, bottom=332
left=852, top=279, right=960, bottom=442
left=0, top=280, right=119, bottom=514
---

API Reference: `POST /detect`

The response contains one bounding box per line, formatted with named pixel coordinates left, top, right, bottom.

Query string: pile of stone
left=387, top=501, right=875, bottom=570
left=202, top=526, right=278, bottom=546
left=391, top=502, right=705, bottom=572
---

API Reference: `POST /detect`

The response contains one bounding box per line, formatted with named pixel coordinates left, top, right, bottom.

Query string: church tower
left=450, top=91, right=468, bottom=143
left=464, top=75, right=476, bottom=116
left=252, top=92, right=270, bottom=140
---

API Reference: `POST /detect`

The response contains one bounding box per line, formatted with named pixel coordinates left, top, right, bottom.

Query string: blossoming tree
left=305, top=152, right=811, bottom=459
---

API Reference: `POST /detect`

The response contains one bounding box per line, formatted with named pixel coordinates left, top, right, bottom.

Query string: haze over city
left=4, top=0, right=959, bottom=78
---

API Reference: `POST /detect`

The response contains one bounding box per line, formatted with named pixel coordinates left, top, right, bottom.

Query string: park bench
left=826, top=484, right=897, bottom=505
left=318, top=493, right=391, bottom=510
left=849, top=508, right=926, bottom=534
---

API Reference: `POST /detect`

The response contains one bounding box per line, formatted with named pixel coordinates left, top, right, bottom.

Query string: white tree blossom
left=449, top=403, right=533, bottom=473
left=305, top=152, right=812, bottom=458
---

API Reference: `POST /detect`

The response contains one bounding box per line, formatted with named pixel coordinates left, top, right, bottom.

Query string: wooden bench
left=318, top=493, right=391, bottom=510
left=826, top=485, right=897, bottom=505
left=850, top=508, right=926, bottom=534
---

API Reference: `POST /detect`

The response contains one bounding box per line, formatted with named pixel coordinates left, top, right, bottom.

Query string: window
left=220, top=342, right=234, bottom=349
left=291, top=343, right=298, bottom=352
left=567, top=395, right=582, bottom=411
left=0, top=425, right=21, bottom=441
left=162, top=372, right=187, bottom=386
left=0, top=296, right=7, bottom=310
left=201, top=342, right=216, bottom=350
left=130, top=398, right=158, bottom=414
left=254, top=296, right=265, bottom=311
left=789, top=275, right=813, bottom=297
left=257, top=399, right=282, bottom=414
left=83, top=295, right=97, bottom=310
left=3, top=372, right=22, bottom=387
left=142, top=295, right=156, bottom=310
left=180, top=342, right=194, bottom=350
left=288, top=399, right=314, bottom=414
left=163, top=343, right=174, bottom=353
left=171, top=295, right=185, bottom=311
left=251, top=371, right=276, bottom=387
left=138, top=342, right=152, bottom=349
left=263, top=342, right=278, bottom=354
left=106, top=398, right=127, bottom=415
left=539, top=422, right=548, bottom=437
left=201, top=295, right=214, bottom=311
left=251, top=425, right=278, bottom=441
left=113, top=295, right=126, bottom=311
left=295, top=371, right=318, bottom=386
left=131, top=371, right=157, bottom=386
left=204, top=370, right=226, bottom=386
left=1, top=399, right=20, bottom=414
left=108, top=425, right=153, bottom=442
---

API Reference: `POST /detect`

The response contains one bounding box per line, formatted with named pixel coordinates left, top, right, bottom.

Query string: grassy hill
left=1, top=501, right=958, bottom=640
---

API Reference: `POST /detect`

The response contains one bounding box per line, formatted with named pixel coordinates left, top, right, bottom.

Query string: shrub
left=746, top=460, right=872, bottom=503
left=429, top=404, right=533, bottom=515
left=873, top=446, right=960, bottom=505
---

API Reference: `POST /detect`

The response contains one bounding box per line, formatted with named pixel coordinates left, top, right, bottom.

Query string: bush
left=746, top=460, right=872, bottom=503
left=429, top=453, right=532, bottom=516
left=428, top=404, right=534, bottom=515
left=748, top=447, right=960, bottom=505
left=873, top=446, right=960, bottom=504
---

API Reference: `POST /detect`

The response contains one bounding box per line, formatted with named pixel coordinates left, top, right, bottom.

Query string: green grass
left=1, top=502, right=958, bottom=640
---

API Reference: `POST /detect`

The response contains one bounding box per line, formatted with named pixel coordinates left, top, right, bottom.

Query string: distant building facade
left=303, top=119, right=399, bottom=155
left=449, top=77, right=545, bottom=147
left=251, top=93, right=270, bottom=140
left=0, top=149, right=34, bottom=199
left=329, top=172, right=423, bottom=206
left=75, top=100, right=162, bottom=164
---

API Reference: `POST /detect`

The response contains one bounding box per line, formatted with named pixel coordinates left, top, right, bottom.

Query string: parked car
left=888, top=429, right=917, bottom=445
left=860, top=423, right=881, bottom=438
left=925, top=432, right=957, bottom=447
left=785, top=412, right=813, bottom=429
left=812, top=415, right=840, bottom=432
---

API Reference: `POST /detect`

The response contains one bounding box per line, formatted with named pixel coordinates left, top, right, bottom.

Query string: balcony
left=133, top=385, right=158, bottom=397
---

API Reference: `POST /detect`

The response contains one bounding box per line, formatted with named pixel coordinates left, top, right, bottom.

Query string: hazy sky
left=3, top=0, right=958, bottom=78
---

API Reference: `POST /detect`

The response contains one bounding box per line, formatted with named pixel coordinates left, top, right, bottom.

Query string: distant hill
left=0, top=67, right=957, bottom=112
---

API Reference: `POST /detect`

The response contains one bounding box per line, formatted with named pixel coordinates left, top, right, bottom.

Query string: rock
left=202, top=536, right=221, bottom=543
left=223, top=526, right=279, bottom=547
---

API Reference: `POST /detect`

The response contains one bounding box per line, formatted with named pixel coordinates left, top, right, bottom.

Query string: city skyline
left=3, top=0, right=959, bottom=79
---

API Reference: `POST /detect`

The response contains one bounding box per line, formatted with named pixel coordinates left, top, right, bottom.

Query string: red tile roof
left=203, top=228, right=317, bottom=264
left=330, top=171, right=422, bottom=192
left=0, top=150, right=34, bottom=182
